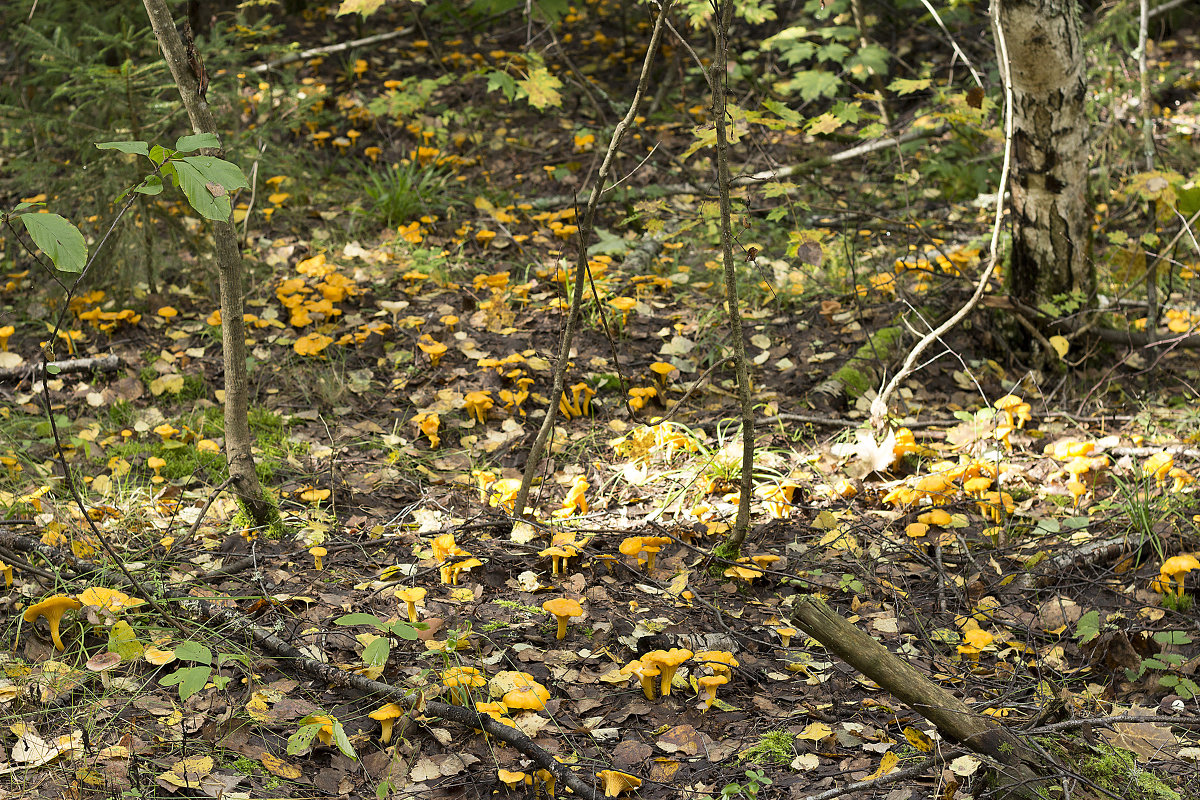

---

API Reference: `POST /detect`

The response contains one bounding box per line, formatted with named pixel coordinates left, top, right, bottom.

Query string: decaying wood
left=791, top=595, right=1053, bottom=799
left=0, top=354, right=120, bottom=382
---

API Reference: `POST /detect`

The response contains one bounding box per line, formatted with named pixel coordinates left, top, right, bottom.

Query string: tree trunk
left=141, top=0, right=275, bottom=529
left=993, top=0, right=1093, bottom=309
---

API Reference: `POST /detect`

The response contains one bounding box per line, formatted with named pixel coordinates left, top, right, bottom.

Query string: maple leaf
left=336, top=0, right=385, bottom=18
left=518, top=68, right=563, bottom=111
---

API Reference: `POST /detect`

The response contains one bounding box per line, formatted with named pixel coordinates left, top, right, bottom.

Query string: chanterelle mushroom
left=542, top=598, right=583, bottom=640
left=369, top=703, right=404, bottom=744
left=641, top=648, right=692, bottom=697
left=597, top=769, right=642, bottom=796
left=23, top=595, right=82, bottom=651
left=1159, top=554, right=1200, bottom=598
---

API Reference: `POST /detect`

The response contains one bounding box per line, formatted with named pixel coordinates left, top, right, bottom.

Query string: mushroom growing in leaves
left=641, top=648, right=692, bottom=697
left=693, top=650, right=738, bottom=680
left=369, top=703, right=404, bottom=743
left=497, top=769, right=529, bottom=790
left=396, top=587, right=426, bottom=623
left=22, top=595, right=82, bottom=651
left=542, top=598, right=583, bottom=640
left=417, top=334, right=448, bottom=367
left=620, top=658, right=660, bottom=700
left=1158, top=555, right=1200, bottom=598
left=463, top=391, right=494, bottom=424
left=697, top=674, right=729, bottom=711
left=502, top=679, right=551, bottom=712
left=539, top=546, right=576, bottom=576
left=597, top=770, right=642, bottom=797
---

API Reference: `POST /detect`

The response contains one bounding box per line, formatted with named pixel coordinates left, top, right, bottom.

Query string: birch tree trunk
left=993, top=0, right=1093, bottom=309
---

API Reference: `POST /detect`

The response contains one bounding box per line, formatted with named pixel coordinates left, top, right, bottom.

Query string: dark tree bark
left=994, top=0, right=1094, bottom=309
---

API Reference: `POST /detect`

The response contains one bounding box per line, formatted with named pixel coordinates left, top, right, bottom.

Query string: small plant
left=289, top=711, right=357, bottom=760
left=703, top=768, right=774, bottom=800
left=361, top=162, right=455, bottom=228
left=1125, top=631, right=1199, bottom=699
left=159, top=641, right=250, bottom=702
left=334, top=612, right=420, bottom=673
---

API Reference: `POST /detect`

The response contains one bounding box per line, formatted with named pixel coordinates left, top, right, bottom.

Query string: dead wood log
left=0, top=354, right=120, bottom=382
left=790, top=595, right=1054, bottom=799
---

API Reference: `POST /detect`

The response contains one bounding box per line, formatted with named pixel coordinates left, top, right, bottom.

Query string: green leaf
left=1177, top=185, right=1200, bottom=216
left=149, top=144, right=172, bottom=166
left=388, top=620, right=419, bottom=641
left=18, top=212, right=87, bottom=273
left=332, top=720, right=357, bottom=759
left=160, top=665, right=211, bottom=701
left=816, top=42, right=850, bottom=64
left=288, top=722, right=321, bottom=755
left=850, top=44, right=890, bottom=76
left=335, top=613, right=388, bottom=631
left=174, top=641, right=213, bottom=664
left=518, top=67, right=563, bottom=111
left=175, top=133, right=220, bottom=153
left=172, top=157, right=244, bottom=221
left=485, top=71, right=517, bottom=103
left=788, top=70, right=841, bottom=103
left=136, top=176, right=164, bottom=196
left=107, top=620, right=145, bottom=661
left=587, top=227, right=630, bottom=256
left=857, top=122, right=887, bottom=139
left=363, top=637, right=391, bottom=667
left=888, top=78, right=932, bottom=96
left=1074, top=610, right=1100, bottom=644
left=96, top=140, right=150, bottom=156
left=761, top=99, right=806, bottom=127
left=1153, top=630, right=1192, bottom=646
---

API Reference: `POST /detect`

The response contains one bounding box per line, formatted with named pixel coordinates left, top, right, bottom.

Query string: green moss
left=737, top=730, right=795, bottom=766
left=831, top=325, right=903, bottom=399
left=709, top=540, right=741, bottom=579
left=232, top=491, right=287, bottom=539
left=1079, top=745, right=1180, bottom=800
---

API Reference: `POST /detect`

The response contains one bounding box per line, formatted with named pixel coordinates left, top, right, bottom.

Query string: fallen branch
left=0, top=354, right=120, bottom=382
left=790, top=595, right=1054, bottom=799
left=868, top=6, right=1016, bottom=428
left=0, top=529, right=601, bottom=800
left=526, top=126, right=945, bottom=210
left=249, top=28, right=415, bottom=73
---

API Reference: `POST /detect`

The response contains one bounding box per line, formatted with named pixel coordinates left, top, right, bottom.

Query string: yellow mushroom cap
left=502, top=681, right=551, bottom=711
left=696, top=674, right=729, bottom=710
left=693, top=650, right=739, bottom=679
left=22, top=595, right=83, bottom=651
left=641, top=648, right=692, bottom=696
left=542, top=598, right=583, bottom=639
left=497, top=769, right=528, bottom=789
left=1162, top=554, right=1200, bottom=578
left=368, top=702, right=405, bottom=743
left=597, top=769, right=642, bottom=796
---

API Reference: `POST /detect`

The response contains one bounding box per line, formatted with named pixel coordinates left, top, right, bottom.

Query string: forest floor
left=2, top=2, right=1200, bottom=800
